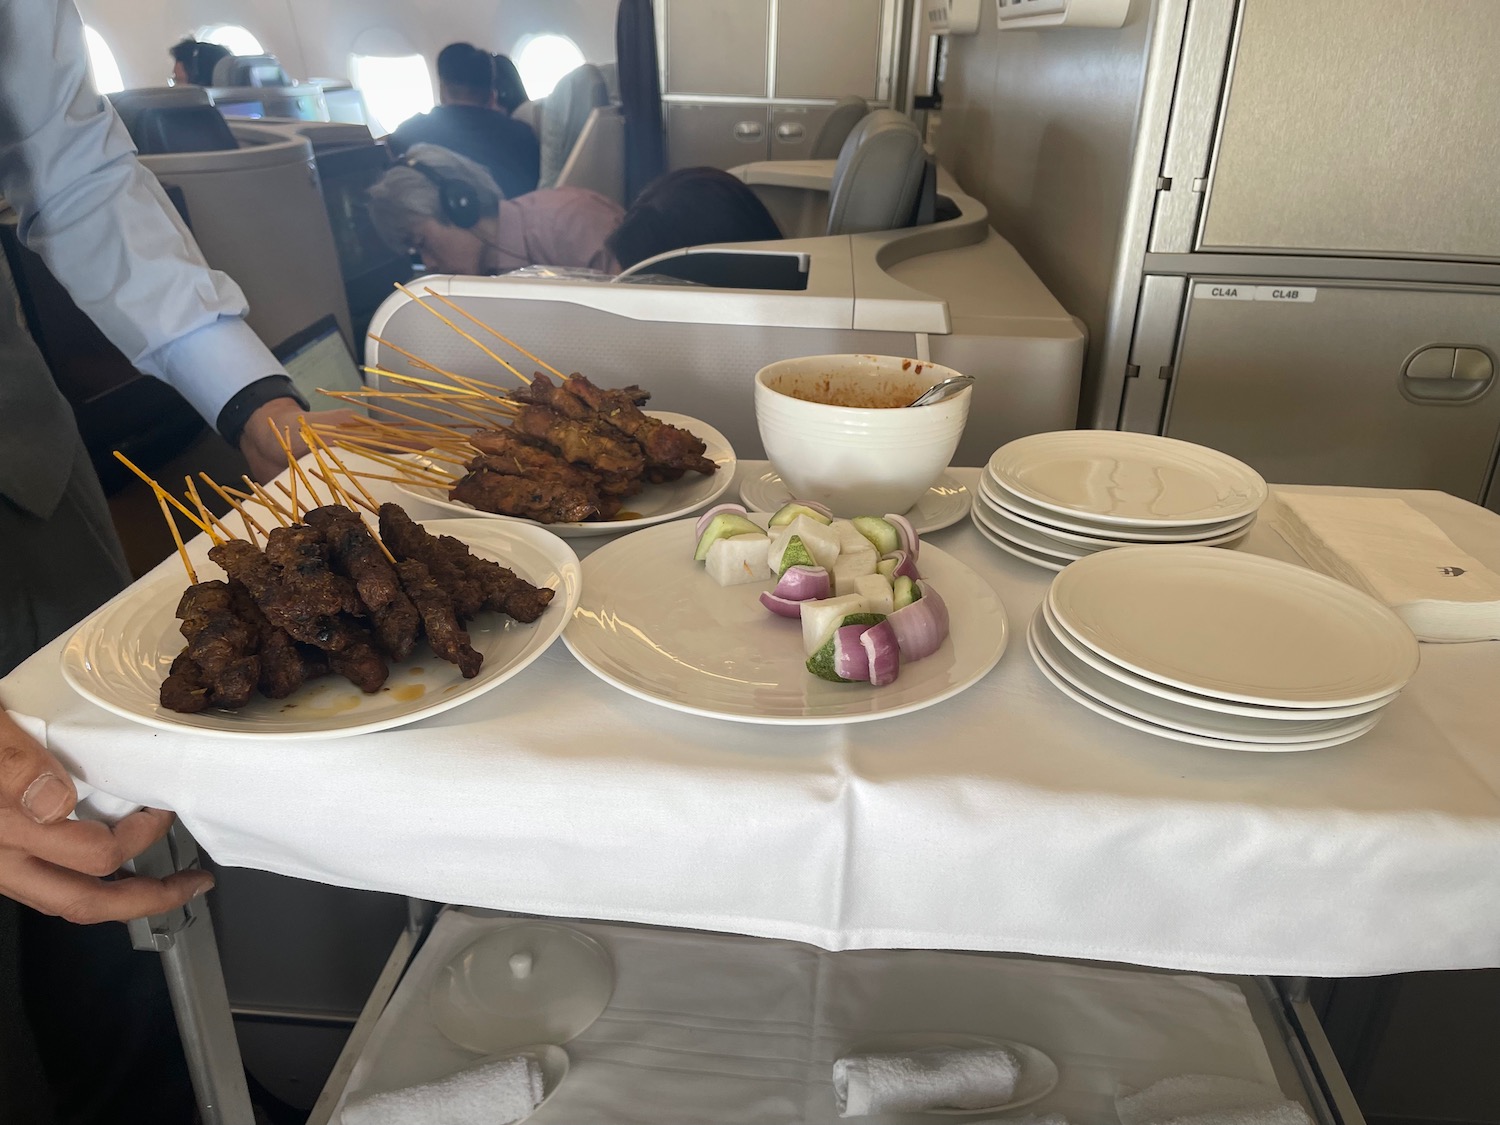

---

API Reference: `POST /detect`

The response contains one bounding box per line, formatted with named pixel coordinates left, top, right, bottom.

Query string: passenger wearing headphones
left=366, top=143, right=624, bottom=275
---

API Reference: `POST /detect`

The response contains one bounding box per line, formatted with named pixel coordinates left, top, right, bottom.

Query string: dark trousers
left=0, top=442, right=194, bottom=1124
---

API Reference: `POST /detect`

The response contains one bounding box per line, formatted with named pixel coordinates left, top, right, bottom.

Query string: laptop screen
left=272, top=315, right=364, bottom=411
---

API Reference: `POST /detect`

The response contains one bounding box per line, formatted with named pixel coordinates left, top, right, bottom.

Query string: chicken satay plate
left=392, top=412, right=737, bottom=538
left=60, top=517, right=581, bottom=739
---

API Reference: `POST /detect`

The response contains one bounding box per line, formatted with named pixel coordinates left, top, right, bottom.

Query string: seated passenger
left=168, top=38, right=231, bottom=87
left=606, top=167, right=783, bottom=270
left=492, top=53, right=530, bottom=118
left=388, top=43, right=540, bottom=200
left=366, top=143, right=624, bottom=275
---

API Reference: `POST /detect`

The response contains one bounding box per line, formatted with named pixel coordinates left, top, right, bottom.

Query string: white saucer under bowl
left=741, top=469, right=971, bottom=535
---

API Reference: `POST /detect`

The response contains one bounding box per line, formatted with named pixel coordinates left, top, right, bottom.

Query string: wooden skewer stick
left=393, top=283, right=532, bottom=383
left=157, top=492, right=198, bottom=583
left=359, top=362, right=484, bottom=398
left=319, top=392, right=475, bottom=441
left=183, top=476, right=229, bottom=546
left=200, top=474, right=267, bottom=543
left=363, top=346, right=513, bottom=405
left=359, top=374, right=519, bottom=415
left=325, top=426, right=471, bottom=466
left=423, top=287, right=564, bottom=380
left=112, top=451, right=212, bottom=534
left=267, top=420, right=321, bottom=509
left=310, top=468, right=376, bottom=517
left=274, top=481, right=309, bottom=519
left=241, top=476, right=292, bottom=526
left=325, top=438, right=458, bottom=481
left=303, top=422, right=387, bottom=517
left=333, top=389, right=498, bottom=430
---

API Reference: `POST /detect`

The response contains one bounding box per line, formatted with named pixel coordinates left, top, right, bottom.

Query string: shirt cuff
left=136, top=316, right=290, bottom=426
left=216, top=376, right=311, bottom=447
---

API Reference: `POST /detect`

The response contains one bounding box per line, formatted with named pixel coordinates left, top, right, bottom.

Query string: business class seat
left=825, top=108, right=927, bottom=237
left=809, top=95, right=870, bottom=160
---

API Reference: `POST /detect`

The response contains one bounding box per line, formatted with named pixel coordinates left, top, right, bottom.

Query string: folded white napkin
left=1117, top=1075, right=1311, bottom=1125
left=1270, top=492, right=1500, bottom=642
left=341, top=1053, right=545, bottom=1125
left=833, top=1045, right=1020, bottom=1116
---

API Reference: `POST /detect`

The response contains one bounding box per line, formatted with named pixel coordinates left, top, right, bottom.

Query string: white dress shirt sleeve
left=0, top=0, right=289, bottom=426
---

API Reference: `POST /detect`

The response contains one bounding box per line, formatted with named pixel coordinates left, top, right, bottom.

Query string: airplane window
left=349, top=52, right=435, bottom=137
left=83, top=26, right=124, bottom=94
left=513, top=33, right=585, bottom=100
left=197, top=24, right=265, bottom=57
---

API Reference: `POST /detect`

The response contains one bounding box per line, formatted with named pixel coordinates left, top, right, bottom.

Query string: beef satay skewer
left=156, top=491, right=198, bottom=583
left=393, top=283, right=532, bottom=384
left=300, top=423, right=401, bottom=565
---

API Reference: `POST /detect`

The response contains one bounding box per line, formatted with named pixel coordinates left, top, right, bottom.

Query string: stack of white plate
left=971, top=431, right=1269, bottom=570
left=1027, top=545, right=1421, bottom=751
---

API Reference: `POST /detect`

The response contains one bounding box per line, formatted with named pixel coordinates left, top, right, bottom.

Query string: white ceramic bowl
left=755, top=354, right=972, bottom=517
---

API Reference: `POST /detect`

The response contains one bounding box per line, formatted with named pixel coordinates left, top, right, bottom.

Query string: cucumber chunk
left=768, top=502, right=834, bottom=528
left=694, top=512, right=763, bottom=562
left=851, top=516, right=900, bottom=555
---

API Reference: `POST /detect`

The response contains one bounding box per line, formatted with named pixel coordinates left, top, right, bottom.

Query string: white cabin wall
left=75, top=0, right=617, bottom=90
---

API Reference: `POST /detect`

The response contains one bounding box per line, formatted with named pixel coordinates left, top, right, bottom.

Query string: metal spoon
left=907, top=374, right=975, bottom=407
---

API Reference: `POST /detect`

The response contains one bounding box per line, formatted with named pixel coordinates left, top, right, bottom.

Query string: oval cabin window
left=83, top=26, right=124, bottom=94
left=513, top=33, right=585, bottom=100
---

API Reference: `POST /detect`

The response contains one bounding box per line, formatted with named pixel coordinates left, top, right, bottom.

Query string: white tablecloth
left=5, top=467, right=1500, bottom=976
left=332, top=910, right=1285, bottom=1125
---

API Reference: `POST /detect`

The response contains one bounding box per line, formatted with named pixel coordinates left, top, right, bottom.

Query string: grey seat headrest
left=826, top=109, right=926, bottom=237
left=810, top=95, right=869, bottom=160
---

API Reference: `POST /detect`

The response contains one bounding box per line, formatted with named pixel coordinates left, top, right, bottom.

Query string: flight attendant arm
left=0, top=0, right=349, bottom=479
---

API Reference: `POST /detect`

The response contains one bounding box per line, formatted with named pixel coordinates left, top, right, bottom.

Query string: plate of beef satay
left=61, top=445, right=581, bottom=740
left=321, top=292, right=738, bottom=537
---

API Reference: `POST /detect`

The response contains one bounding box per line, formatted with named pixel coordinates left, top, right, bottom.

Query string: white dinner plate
left=740, top=468, right=972, bottom=535
left=61, top=518, right=582, bottom=740
left=969, top=507, right=1069, bottom=571
left=974, top=496, right=1252, bottom=560
left=1031, top=609, right=1384, bottom=743
left=394, top=412, right=737, bottom=538
left=978, top=472, right=1255, bottom=542
left=564, top=516, right=1008, bottom=724
left=1047, top=545, right=1420, bottom=708
left=836, top=1032, right=1059, bottom=1117
left=988, top=430, right=1268, bottom=527
left=1038, top=599, right=1401, bottom=720
left=1027, top=612, right=1382, bottom=752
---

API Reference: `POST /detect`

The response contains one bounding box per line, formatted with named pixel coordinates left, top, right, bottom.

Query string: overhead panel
left=774, top=0, right=884, bottom=99
left=663, top=0, right=771, bottom=97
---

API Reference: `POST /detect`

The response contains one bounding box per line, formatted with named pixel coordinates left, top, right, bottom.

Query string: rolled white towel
left=342, top=1054, right=545, bottom=1125
left=833, top=1045, right=1020, bottom=1117
left=1117, top=1075, right=1312, bottom=1125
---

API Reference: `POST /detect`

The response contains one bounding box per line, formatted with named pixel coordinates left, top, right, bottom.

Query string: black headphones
left=404, top=159, right=482, bottom=229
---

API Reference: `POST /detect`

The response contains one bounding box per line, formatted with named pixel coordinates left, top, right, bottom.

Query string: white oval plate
left=1048, top=545, right=1420, bottom=708
left=741, top=468, right=972, bottom=535
left=836, top=1032, right=1058, bottom=1117
left=974, top=497, right=1252, bottom=560
left=1038, top=599, right=1401, bottom=721
left=395, top=412, right=736, bottom=538
left=979, top=473, right=1255, bottom=542
left=988, top=430, right=1268, bottom=527
left=1028, top=612, right=1382, bottom=752
left=564, top=516, right=1007, bottom=725
left=60, top=518, right=582, bottom=740
left=1031, top=608, right=1383, bottom=743
left=969, top=507, right=1070, bottom=572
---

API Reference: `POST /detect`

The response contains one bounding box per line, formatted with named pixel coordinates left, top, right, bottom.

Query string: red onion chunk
left=887, top=581, right=949, bottom=661
left=833, top=624, right=873, bottom=681
left=695, top=503, right=748, bottom=539
left=884, top=550, right=921, bottom=581
left=859, top=621, right=901, bottom=686
left=884, top=513, right=919, bottom=560
left=760, top=591, right=806, bottom=618
left=773, top=565, right=831, bottom=602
